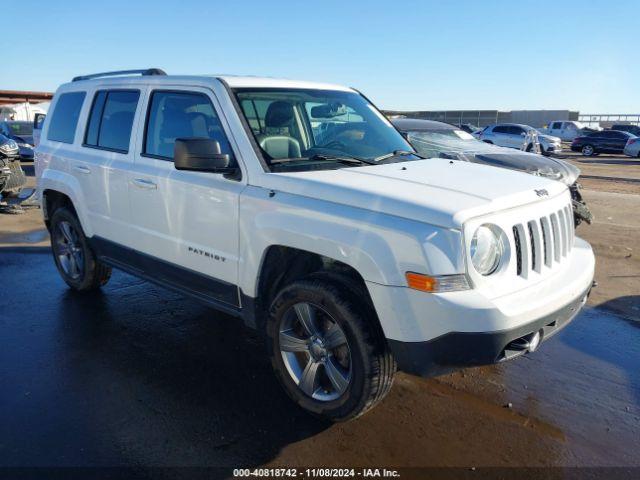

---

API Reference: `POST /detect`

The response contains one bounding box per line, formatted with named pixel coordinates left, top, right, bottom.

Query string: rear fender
left=40, top=169, right=93, bottom=237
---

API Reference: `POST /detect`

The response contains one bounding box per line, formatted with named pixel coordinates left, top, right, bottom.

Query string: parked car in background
left=0, top=133, right=26, bottom=197
left=571, top=130, right=636, bottom=156
left=476, top=123, right=562, bottom=156
left=611, top=124, right=640, bottom=137
left=541, top=121, right=599, bottom=141
left=393, top=119, right=591, bottom=225
left=623, top=136, right=640, bottom=158
left=0, top=121, right=35, bottom=160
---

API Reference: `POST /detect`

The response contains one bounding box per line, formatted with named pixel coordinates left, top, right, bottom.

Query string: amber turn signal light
left=405, top=272, right=437, bottom=292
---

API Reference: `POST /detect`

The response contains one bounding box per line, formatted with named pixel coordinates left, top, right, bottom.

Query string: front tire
left=267, top=276, right=396, bottom=421
left=50, top=207, right=111, bottom=291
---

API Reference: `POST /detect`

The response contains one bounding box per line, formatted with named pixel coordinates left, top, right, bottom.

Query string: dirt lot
left=0, top=156, right=638, bottom=473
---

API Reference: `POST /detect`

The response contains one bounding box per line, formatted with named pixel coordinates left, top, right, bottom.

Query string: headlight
left=470, top=224, right=503, bottom=275
left=0, top=141, right=18, bottom=152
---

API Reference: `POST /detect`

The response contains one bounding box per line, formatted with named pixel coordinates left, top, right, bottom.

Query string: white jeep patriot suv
left=36, top=69, right=595, bottom=421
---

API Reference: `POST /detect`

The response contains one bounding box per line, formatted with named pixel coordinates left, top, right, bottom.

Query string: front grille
left=512, top=203, right=574, bottom=278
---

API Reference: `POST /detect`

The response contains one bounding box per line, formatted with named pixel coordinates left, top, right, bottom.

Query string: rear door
left=127, top=86, right=244, bottom=307
left=77, top=88, right=143, bottom=243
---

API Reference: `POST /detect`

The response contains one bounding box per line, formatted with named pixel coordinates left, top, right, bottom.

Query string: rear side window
left=144, top=91, right=232, bottom=159
left=84, top=90, right=140, bottom=152
left=47, top=92, right=86, bottom=143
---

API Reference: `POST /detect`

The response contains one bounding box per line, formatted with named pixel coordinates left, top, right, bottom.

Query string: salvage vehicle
left=36, top=69, right=596, bottom=421
left=571, top=130, right=636, bottom=156
left=393, top=119, right=592, bottom=225
left=476, top=123, right=562, bottom=156
left=0, top=121, right=35, bottom=160
left=0, top=133, right=27, bottom=197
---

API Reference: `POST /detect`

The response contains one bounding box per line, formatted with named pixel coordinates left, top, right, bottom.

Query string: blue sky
left=2, top=0, right=637, bottom=113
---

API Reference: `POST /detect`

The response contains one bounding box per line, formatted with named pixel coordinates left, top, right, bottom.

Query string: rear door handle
left=73, top=165, right=91, bottom=175
left=131, top=178, right=157, bottom=190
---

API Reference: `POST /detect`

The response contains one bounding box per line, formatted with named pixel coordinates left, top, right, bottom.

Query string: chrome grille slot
left=513, top=226, right=522, bottom=276
left=558, top=209, right=568, bottom=257
left=527, top=220, right=542, bottom=273
left=565, top=205, right=574, bottom=251
left=513, top=224, right=529, bottom=278
left=550, top=213, right=561, bottom=262
left=540, top=216, right=552, bottom=267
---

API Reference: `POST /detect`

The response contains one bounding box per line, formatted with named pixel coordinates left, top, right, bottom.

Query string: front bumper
left=388, top=284, right=590, bottom=376
left=367, top=237, right=595, bottom=377
left=544, top=143, right=562, bottom=153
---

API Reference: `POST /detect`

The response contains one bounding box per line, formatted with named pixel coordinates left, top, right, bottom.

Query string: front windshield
left=408, top=129, right=500, bottom=158
left=234, top=88, right=414, bottom=171
left=7, top=122, right=33, bottom=136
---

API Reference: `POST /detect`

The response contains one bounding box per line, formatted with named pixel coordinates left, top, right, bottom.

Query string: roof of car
left=391, top=118, right=457, bottom=132
left=63, top=73, right=354, bottom=92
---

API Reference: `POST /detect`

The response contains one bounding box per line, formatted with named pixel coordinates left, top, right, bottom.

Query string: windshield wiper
left=308, top=154, right=377, bottom=165
left=374, top=150, right=424, bottom=162
left=271, top=154, right=376, bottom=166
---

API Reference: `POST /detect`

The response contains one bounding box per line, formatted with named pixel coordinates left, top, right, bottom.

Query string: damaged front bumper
left=570, top=182, right=593, bottom=226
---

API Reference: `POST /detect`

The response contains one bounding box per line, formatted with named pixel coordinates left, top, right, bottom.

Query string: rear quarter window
left=47, top=92, right=86, bottom=144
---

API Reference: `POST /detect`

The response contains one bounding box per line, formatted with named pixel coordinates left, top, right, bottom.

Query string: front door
left=127, top=87, right=245, bottom=307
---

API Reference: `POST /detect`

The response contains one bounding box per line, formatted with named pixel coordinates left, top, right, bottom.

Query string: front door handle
left=131, top=178, right=157, bottom=190
left=73, top=165, right=91, bottom=175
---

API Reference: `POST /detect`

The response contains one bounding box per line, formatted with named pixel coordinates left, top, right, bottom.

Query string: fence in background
left=579, top=114, right=640, bottom=127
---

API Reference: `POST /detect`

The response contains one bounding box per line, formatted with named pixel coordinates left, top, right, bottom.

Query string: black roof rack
left=72, top=68, right=167, bottom=82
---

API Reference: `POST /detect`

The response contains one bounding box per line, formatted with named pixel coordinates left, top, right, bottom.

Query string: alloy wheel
left=582, top=145, right=594, bottom=156
left=54, top=220, right=84, bottom=279
left=279, top=302, right=351, bottom=401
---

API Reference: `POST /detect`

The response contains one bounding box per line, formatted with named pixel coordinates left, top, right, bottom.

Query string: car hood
left=537, top=133, right=561, bottom=143
left=10, top=134, right=34, bottom=146
left=465, top=150, right=580, bottom=185
left=264, top=159, right=568, bottom=229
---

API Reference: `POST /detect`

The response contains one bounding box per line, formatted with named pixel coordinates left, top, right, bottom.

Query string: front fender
left=238, top=186, right=465, bottom=297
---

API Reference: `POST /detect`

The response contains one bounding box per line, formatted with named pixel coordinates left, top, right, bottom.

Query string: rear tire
left=266, top=275, right=396, bottom=421
left=582, top=144, right=595, bottom=156
left=50, top=207, right=111, bottom=291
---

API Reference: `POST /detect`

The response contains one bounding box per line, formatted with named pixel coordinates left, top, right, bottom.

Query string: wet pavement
left=1, top=249, right=639, bottom=469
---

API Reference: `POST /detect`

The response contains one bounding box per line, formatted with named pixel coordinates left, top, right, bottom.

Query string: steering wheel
left=317, top=140, right=347, bottom=150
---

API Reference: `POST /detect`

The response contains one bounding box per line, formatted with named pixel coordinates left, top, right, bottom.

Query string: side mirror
left=34, top=113, right=46, bottom=129
left=520, top=132, right=527, bottom=137
left=174, top=138, right=237, bottom=175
